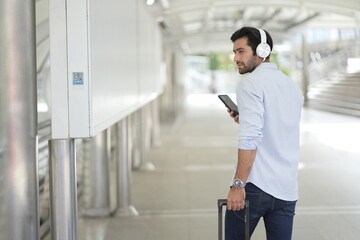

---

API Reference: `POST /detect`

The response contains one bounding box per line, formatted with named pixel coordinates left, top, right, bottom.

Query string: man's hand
left=227, top=187, right=246, bottom=211
left=227, top=109, right=239, bottom=123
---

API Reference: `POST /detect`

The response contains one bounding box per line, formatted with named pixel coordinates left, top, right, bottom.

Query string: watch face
left=233, top=179, right=245, bottom=188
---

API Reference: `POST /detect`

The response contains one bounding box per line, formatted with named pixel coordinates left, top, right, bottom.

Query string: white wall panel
left=50, top=0, right=163, bottom=139
left=138, top=2, right=163, bottom=103
left=89, top=0, right=139, bottom=135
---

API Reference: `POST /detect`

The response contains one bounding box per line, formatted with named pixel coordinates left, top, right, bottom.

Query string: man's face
left=232, top=37, right=260, bottom=74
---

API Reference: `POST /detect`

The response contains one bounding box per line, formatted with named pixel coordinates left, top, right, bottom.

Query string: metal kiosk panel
left=50, top=0, right=163, bottom=139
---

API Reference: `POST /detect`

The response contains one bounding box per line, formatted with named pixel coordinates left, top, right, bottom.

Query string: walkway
left=78, top=94, right=360, bottom=240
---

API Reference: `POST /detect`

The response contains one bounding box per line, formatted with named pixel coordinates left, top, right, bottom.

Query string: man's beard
left=237, top=56, right=258, bottom=74
left=239, top=65, right=256, bottom=74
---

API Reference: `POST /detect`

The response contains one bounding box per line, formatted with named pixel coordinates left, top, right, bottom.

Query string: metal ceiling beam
left=283, top=12, right=321, bottom=31
left=165, top=0, right=360, bottom=17
left=260, top=8, right=282, bottom=27
left=154, top=0, right=360, bottom=54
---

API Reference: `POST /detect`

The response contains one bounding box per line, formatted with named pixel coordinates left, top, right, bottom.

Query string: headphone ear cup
left=256, top=43, right=271, bottom=59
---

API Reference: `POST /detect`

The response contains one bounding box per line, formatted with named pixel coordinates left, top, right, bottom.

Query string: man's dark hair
left=230, top=27, right=273, bottom=59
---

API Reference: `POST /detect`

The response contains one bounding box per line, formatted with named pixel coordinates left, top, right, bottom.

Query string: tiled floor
left=78, top=94, right=360, bottom=240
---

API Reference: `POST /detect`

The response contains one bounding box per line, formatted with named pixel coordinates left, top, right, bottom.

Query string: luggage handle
left=217, top=199, right=250, bottom=240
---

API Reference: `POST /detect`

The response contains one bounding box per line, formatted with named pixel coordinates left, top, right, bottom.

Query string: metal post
left=0, top=0, right=39, bottom=239
left=290, top=41, right=297, bottom=77
left=130, top=112, right=142, bottom=170
left=302, top=34, right=309, bottom=104
left=82, top=130, right=113, bottom=217
left=150, top=99, right=162, bottom=147
left=356, top=22, right=360, bottom=57
left=49, top=139, right=77, bottom=240
left=139, top=106, right=156, bottom=171
left=115, top=118, right=139, bottom=216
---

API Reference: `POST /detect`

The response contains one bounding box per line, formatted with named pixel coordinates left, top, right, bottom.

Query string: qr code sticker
left=72, top=72, right=84, bottom=85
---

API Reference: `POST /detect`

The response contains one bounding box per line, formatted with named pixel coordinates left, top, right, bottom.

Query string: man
left=225, top=27, right=304, bottom=240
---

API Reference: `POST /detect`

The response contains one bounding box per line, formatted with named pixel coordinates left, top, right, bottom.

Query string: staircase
left=307, top=72, right=360, bottom=117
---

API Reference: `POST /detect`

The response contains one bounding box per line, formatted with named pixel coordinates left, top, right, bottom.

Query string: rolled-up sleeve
left=236, top=77, right=264, bottom=150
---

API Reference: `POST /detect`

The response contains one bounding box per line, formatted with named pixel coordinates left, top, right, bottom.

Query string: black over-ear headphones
left=256, top=28, right=271, bottom=60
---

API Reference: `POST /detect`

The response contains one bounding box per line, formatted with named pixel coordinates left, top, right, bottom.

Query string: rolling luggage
left=217, top=199, right=250, bottom=240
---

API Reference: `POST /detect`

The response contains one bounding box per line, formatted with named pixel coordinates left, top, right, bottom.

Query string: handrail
left=38, top=119, right=51, bottom=131
left=37, top=51, right=50, bottom=75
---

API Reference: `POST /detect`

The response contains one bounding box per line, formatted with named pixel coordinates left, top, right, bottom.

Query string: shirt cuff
left=238, top=138, right=259, bottom=150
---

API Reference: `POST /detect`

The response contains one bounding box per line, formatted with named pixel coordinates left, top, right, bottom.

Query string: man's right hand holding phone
left=227, top=108, right=239, bottom=124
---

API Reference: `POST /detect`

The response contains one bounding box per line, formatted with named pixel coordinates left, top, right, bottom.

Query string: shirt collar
left=255, top=62, right=277, bottom=71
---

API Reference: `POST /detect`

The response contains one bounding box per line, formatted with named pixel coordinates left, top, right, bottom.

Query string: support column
left=139, top=106, right=156, bottom=171
left=355, top=19, right=360, bottom=57
left=302, top=34, right=309, bottom=104
left=0, top=0, right=39, bottom=239
left=131, top=108, right=155, bottom=171
left=115, top=118, right=139, bottom=216
left=49, top=139, right=77, bottom=240
left=150, top=99, right=161, bottom=147
left=82, top=129, right=114, bottom=217
left=130, top=112, right=142, bottom=169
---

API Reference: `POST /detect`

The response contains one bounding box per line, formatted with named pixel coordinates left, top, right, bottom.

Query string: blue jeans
left=225, top=183, right=297, bottom=240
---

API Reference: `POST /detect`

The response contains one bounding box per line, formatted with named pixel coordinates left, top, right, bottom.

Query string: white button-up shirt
left=235, top=62, right=304, bottom=201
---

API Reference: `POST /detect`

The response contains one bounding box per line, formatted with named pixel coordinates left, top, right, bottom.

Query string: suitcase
left=217, top=199, right=250, bottom=240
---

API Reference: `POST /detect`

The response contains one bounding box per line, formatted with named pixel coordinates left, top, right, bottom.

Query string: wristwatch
left=232, top=178, right=246, bottom=189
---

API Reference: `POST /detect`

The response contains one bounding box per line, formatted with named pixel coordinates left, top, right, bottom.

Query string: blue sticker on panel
left=72, top=72, right=84, bottom=85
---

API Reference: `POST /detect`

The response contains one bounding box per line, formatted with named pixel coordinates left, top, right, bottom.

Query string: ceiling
left=146, top=0, right=360, bottom=54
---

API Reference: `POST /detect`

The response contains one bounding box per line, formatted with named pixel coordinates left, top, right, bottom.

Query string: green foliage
left=203, top=52, right=236, bottom=71
left=270, top=52, right=290, bottom=76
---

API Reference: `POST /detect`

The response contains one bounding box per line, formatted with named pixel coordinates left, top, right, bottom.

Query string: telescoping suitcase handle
left=217, top=199, right=250, bottom=240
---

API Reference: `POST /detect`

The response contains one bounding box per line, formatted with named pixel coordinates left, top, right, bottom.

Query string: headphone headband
left=256, top=28, right=271, bottom=60
left=257, top=28, right=267, bottom=44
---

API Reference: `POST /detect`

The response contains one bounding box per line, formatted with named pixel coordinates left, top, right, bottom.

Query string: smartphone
left=218, top=95, right=238, bottom=116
